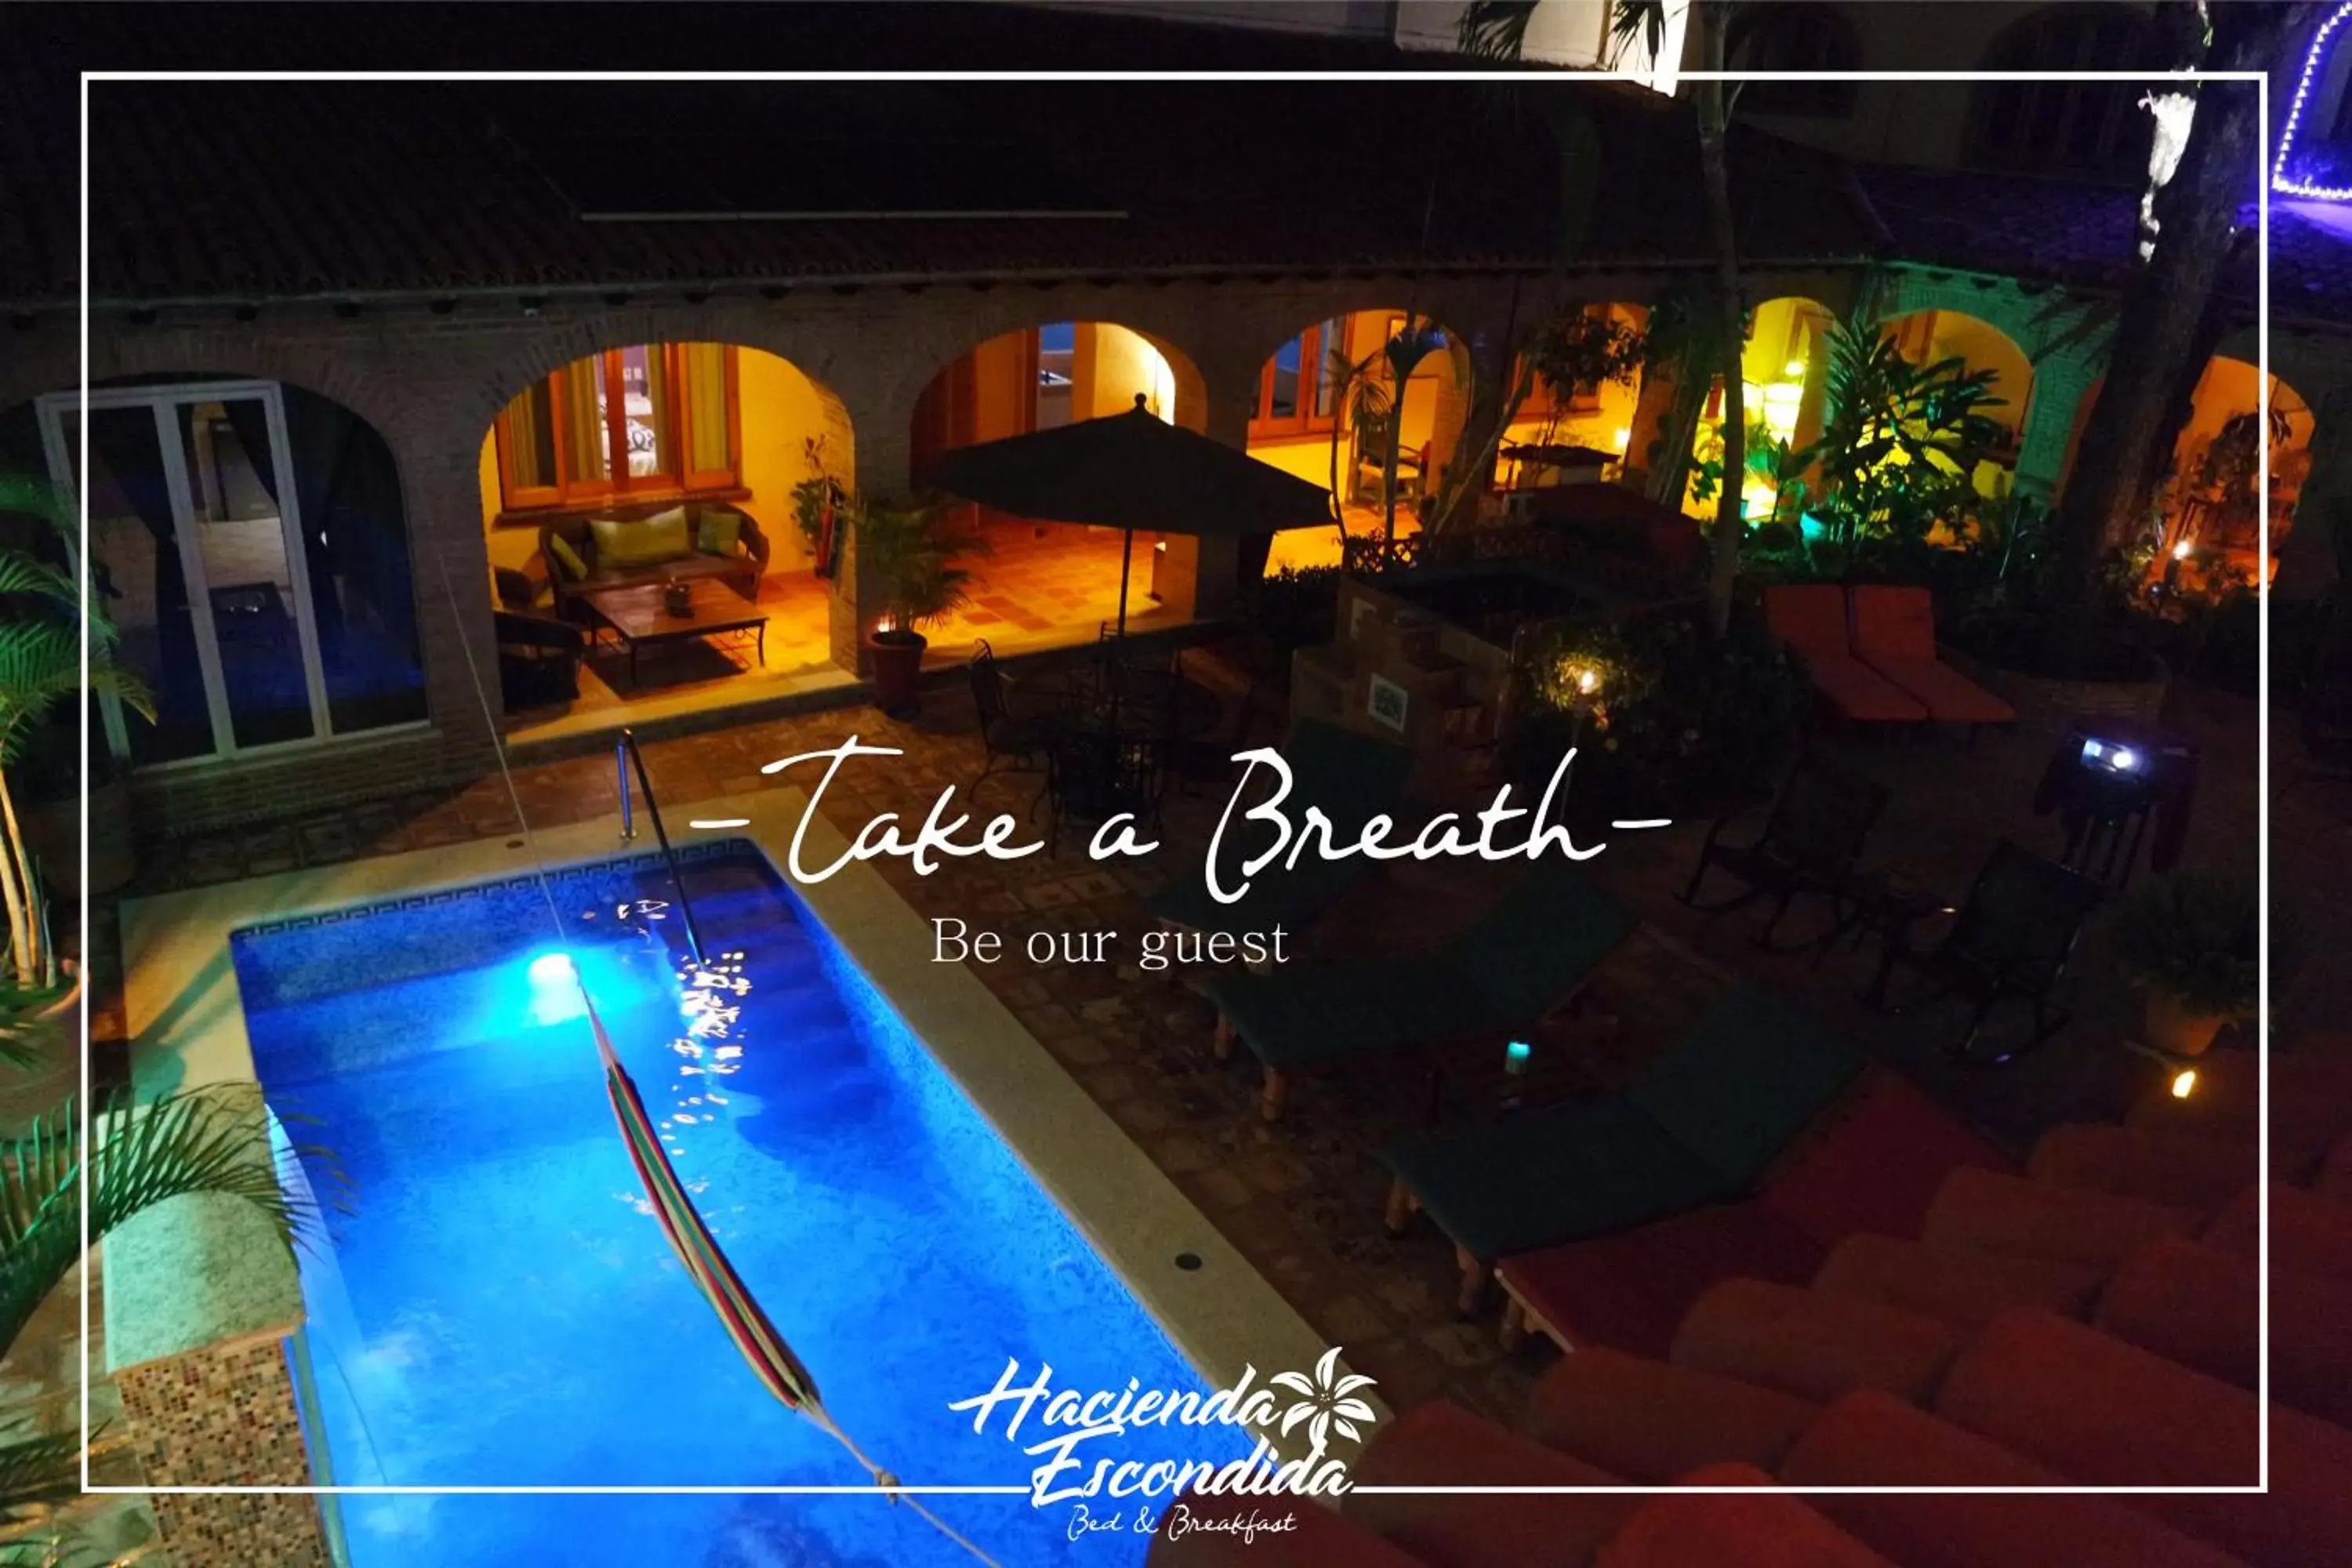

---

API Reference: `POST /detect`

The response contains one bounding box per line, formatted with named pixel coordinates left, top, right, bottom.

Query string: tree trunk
left=1696, top=13, right=1744, bottom=638
left=2048, top=4, right=2313, bottom=601
left=0, top=769, right=42, bottom=988
left=1642, top=358, right=1710, bottom=509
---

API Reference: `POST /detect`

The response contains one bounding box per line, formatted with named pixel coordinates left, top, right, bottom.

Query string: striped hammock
left=584, top=997, right=999, bottom=1565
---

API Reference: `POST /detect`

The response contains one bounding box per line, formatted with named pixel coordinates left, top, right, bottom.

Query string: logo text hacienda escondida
left=947, top=1353, right=1376, bottom=1507
left=766, top=737, right=1669, bottom=904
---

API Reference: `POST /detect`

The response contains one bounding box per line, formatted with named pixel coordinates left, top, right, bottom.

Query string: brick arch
left=452, top=307, right=864, bottom=458
left=885, top=301, right=1222, bottom=434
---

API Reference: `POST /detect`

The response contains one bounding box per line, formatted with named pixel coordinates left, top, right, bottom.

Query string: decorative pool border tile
left=231, top=837, right=756, bottom=941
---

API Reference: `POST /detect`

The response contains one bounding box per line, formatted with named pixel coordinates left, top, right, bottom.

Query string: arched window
left=1967, top=6, right=2157, bottom=178
left=1726, top=5, right=1863, bottom=118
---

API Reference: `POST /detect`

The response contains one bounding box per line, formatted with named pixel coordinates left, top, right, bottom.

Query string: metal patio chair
left=967, top=639, right=1052, bottom=786
left=1886, top=839, right=2106, bottom=1065
left=1679, top=753, right=1890, bottom=950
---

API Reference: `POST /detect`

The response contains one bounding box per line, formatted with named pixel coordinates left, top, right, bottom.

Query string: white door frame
left=40, top=379, right=332, bottom=767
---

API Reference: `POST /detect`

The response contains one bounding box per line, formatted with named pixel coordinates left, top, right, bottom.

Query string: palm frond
left=0, top=1427, right=88, bottom=1525
left=1605, top=0, right=1668, bottom=69
left=0, top=559, right=74, bottom=610
left=0, top=1088, right=310, bottom=1357
left=1456, top=0, right=1537, bottom=62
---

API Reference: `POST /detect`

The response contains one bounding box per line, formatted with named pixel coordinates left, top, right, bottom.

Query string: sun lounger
left=1204, top=859, right=1632, bottom=1119
left=1763, top=584, right=1927, bottom=724
left=1144, top=718, right=1412, bottom=940
left=1384, top=985, right=1863, bottom=1311
left=1849, top=585, right=2015, bottom=728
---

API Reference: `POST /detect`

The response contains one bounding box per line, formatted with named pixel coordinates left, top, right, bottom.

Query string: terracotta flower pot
left=864, top=628, right=928, bottom=717
left=2144, top=989, right=2226, bottom=1058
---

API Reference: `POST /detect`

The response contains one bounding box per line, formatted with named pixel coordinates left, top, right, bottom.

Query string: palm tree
left=0, top=476, right=154, bottom=992
left=0, top=1006, right=307, bottom=1553
left=1464, top=0, right=1750, bottom=636
left=2046, top=2, right=2319, bottom=601
left=1322, top=339, right=1395, bottom=551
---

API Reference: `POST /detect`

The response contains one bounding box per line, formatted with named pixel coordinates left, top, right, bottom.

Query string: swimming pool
left=234, top=844, right=1243, bottom=1566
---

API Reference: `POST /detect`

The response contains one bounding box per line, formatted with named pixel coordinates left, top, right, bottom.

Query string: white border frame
left=78, top=64, right=2272, bottom=1509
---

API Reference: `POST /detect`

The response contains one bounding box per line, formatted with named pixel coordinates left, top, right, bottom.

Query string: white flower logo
left=1270, top=1348, right=1377, bottom=1454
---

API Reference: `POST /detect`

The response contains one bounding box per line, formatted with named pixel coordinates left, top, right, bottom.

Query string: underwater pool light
left=526, top=949, right=586, bottom=1025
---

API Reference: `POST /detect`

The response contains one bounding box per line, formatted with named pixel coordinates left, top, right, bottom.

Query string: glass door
left=42, top=383, right=328, bottom=765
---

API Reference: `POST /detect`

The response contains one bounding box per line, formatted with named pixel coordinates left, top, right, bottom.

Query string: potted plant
left=0, top=475, right=154, bottom=990
left=854, top=498, right=987, bottom=717
left=2107, top=871, right=2259, bottom=1058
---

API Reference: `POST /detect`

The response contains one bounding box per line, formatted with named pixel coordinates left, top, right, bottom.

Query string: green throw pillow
left=591, top=512, right=691, bottom=570
left=546, top=534, right=589, bottom=582
left=696, top=510, right=742, bottom=557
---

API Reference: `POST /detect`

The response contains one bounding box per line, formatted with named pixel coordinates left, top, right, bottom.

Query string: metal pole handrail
left=616, top=727, right=708, bottom=967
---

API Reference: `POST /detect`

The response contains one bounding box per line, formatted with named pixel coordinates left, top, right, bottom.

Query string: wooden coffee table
left=578, top=579, right=769, bottom=688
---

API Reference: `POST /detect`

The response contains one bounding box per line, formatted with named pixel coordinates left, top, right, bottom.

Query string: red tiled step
left=1812, top=1233, right=2106, bottom=1334
left=2201, top=1181, right=2352, bottom=1282
left=2096, top=1236, right=2352, bottom=1428
left=2027, top=1123, right=2256, bottom=1212
left=1670, top=1279, right=1960, bottom=1406
left=2092, top=1238, right=2258, bottom=1391
left=1496, top=1203, right=1826, bottom=1361
left=1934, top=1309, right=2352, bottom=1568
left=1781, top=1388, right=2247, bottom=1568
left=1595, top=1463, right=1894, bottom=1568
left=1755, top=1069, right=2016, bottom=1248
left=2315, top=1130, right=2352, bottom=1203
left=1526, top=1345, right=1817, bottom=1485
left=1345, top=1400, right=1637, bottom=1568
left=1922, top=1167, right=2198, bottom=1270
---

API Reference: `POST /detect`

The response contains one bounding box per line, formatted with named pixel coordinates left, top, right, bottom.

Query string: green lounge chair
left=1382, top=985, right=1864, bottom=1312
left=1203, top=860, right=1634, bottom=1120
left=1144, top=719, right=1413, bottom=940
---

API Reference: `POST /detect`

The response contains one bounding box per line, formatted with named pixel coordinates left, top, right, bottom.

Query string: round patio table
left=1029, top=659, right=1225, bottom=744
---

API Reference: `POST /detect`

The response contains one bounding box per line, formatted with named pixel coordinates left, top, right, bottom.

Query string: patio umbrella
left=586, top=996, right=1000, bottom=1565
left=926, top=394, right=1334, bottom=635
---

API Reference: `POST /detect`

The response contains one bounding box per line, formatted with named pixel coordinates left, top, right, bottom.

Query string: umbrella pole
left=1115, top=524, right=1134, bottom=638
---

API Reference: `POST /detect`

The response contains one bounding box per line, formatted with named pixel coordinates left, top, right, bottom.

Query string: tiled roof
left=8, top=5, right=1889, bottom=308
left=1855, top=162, right=2352, bottom=325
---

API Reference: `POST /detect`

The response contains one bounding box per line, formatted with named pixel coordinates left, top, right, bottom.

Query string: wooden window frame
left=1248, top=321, right=1340, bottom=440
left=492, top=343, right=742, bottom=521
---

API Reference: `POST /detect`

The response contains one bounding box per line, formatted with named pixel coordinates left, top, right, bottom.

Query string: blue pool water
left=234, top=846, right=1241, bottom=1566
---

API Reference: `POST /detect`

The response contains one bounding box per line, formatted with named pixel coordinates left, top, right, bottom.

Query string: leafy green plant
left=2106, top=872, right=2259, bottom=1020
left=1515, top=595, right=1807, bottom=818
left=0, top=477, right=155, bottom=990
left=1519, top=308, right=1647, bottom=446
left=1252, top=566, right=1341, bottom=655
left=1795, top=312, right=2006, bottom=550
left=855, top=499, right=989, bottom=635
left=0, top=1013, right=310, bottom=1539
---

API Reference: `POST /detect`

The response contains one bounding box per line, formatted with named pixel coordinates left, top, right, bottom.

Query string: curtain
left=684, top=344, right=729, bottom=475
left=566, top=359, right=608, bottom=483
left=224, top=389, right=425, bottom=733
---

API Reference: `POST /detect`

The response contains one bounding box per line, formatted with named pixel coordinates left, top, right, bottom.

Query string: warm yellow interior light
left=2170, top=1068, right=2198, bottom=1100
